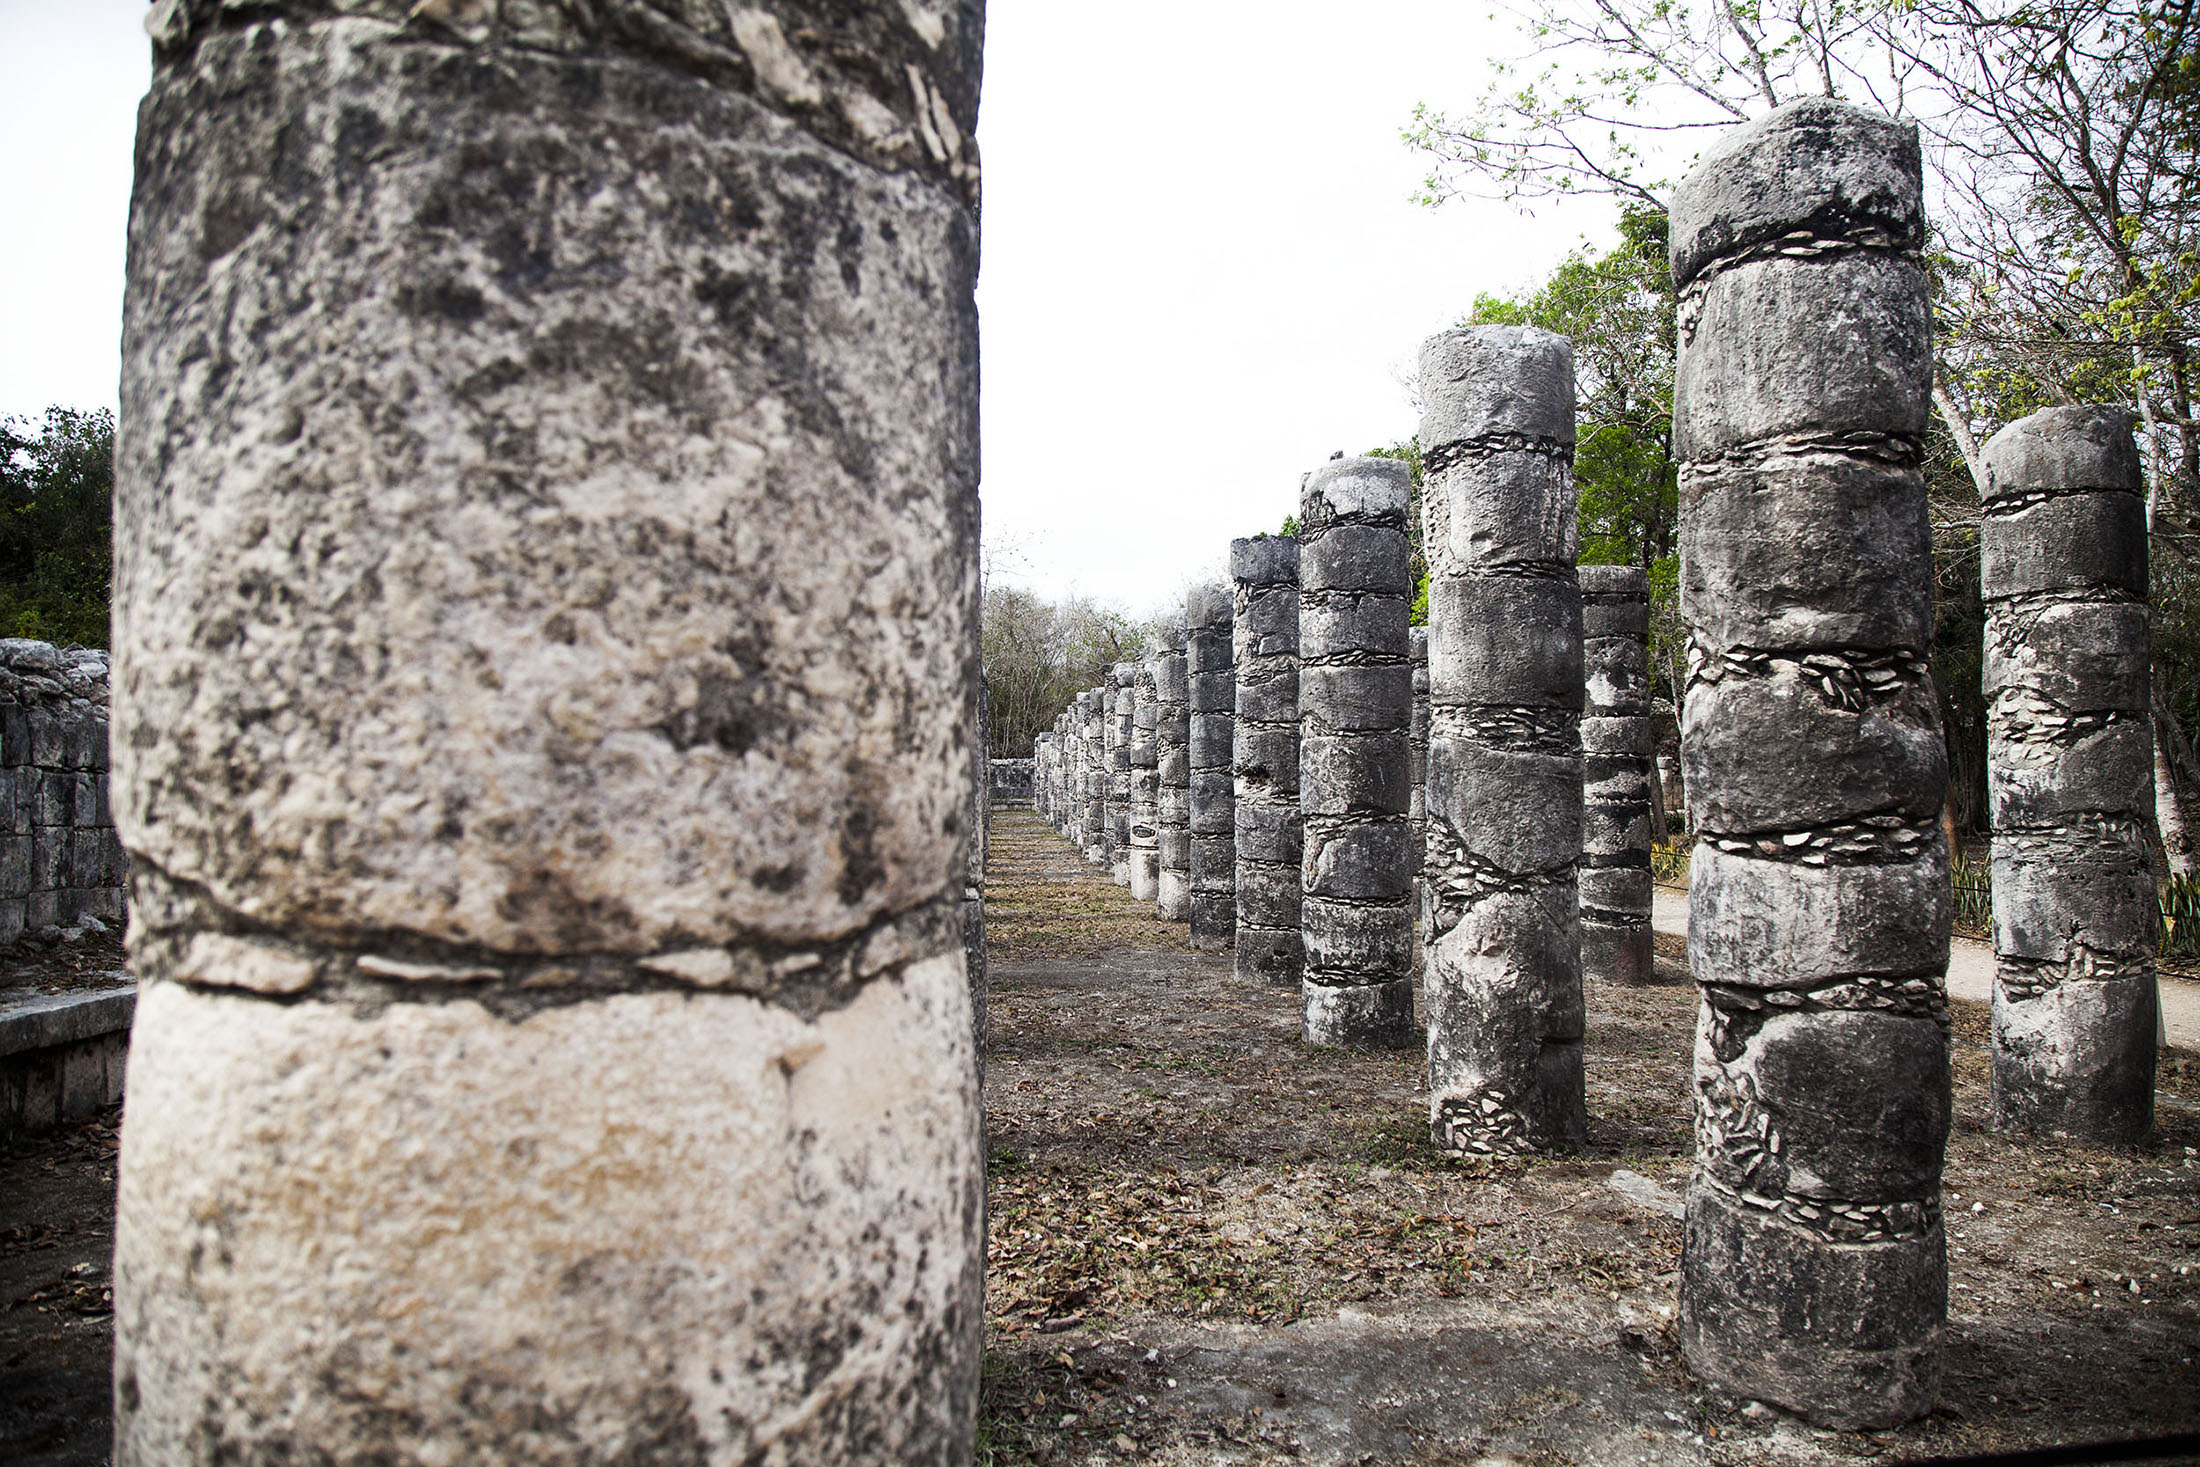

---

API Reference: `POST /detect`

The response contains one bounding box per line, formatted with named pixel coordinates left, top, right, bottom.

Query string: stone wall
left=0, top=640, right=127, bottom=945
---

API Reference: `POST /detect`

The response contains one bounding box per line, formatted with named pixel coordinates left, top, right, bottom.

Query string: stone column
left=1233, top=538, right=1303, bottom=986
left=1110, top=664, right=1135, bottom=886
left=1410, top=625, right=1430, bottom=977
left=1981, top=407, right=2156, bottom=1143
left=1410, top=626, right=1430, bottom=862
left=1187, top=583, right=1238, bottom=950
left=1155, top=620, right=1193, bottom=922
left=1672, top=99, right=1951, bottom=1429
left=1419, top=325, right=1585, bottom=1154
left=965, top=676, right=990, bottom=1081
left=1580, top=566, right=1655, bottom=986
left=1082, top=689, right=1110, bottom=866
left=110, top=5, right=987, bottom=1460
left=1299, top=459, right=1416, bottom=1047
left=1129, top=662, right=1161, bottom=901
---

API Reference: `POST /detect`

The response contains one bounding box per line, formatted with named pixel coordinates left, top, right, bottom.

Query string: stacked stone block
left=1082, top=689, right=1110, bottom=865
left=1410, top=625, right=1430, bottom=976
left=1418, top=325, right=1586, bottom=1154
left=110, top=5, right=987, bottom=1459
left=1980, top=407, right=2157, bottom=1144
left=966, top=678, right=990, bottom=1081
left=1110, top=664, right=1135, bottom=885
left=988, top=758, right=1034, bottom=806
left=1233, top=537, right=1304, bottom=985
left=1129, top=662, right=1161, bottom=901
left=1187, top=583, right=1238, bottom=950
left=1155, top=620, right=1193, bottom=922
left=1409, top=627, right=1429, bottom=864
left=0, top=641, right=126, bottom=944
left=1671, top=98, right=1951, bottom=1429
left=1580, top=566, right=1655, bottom=985
left=1298, top=460, right=1416, bottom=1047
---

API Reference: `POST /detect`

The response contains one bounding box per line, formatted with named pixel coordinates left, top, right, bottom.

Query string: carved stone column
left=1082, top=689, right=1109, bottom=867
left=1155, top=619, right=1193, bottom=922
left=1580, top=565, right=1655, bottom=985
left=1187, top=582, right=1238, bottom=950
left=1233, top=537, right=1302, bottom=986
left=1299, top=458, right=1416, bottom=1047
left=110, top=4, right=987, bottom=1458
left=1672, top=98, right=1951, bottom=1429
left=1981, top=406, right=2156, bottom=1144
left=1418, top=325, right=1585, bottom=1154
left=1108, top=665, right=1134, bottom=884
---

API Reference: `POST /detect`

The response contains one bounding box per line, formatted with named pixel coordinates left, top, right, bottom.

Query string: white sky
left=0, top=2, right=1614, bottom=619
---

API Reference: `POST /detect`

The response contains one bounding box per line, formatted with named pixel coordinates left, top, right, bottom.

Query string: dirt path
left=982, top=808, right=2200, bottom=1465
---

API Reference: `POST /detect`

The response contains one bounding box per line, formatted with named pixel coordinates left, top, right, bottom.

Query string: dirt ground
left=0, top=1104, right=117, bottom=1466
left=2, top=813, right=2195, bottom=1465
left=0, top=921, right=129, bottom=998
left=978, top=808, right=2200, bottom=1466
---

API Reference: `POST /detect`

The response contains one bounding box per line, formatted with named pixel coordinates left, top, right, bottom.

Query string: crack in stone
left=1702, top=968, right=1949, bottom=1035
left=1685, top=642, right=1933, bottom=715
left=1996, top=947, right=2155, bottom=1001
left=127, top=859, right=961, bottom=1023
left=1679, top=430, right=1924, bottom=474
left=1691, top=1170, right=1942, bottom=1245
left=1423, top=433, right=1572, bottom=478
left=1428, top=704, right=1579, bottom=753
left=1676, top=218, right=1921, bottom=302
left=1698, top=813, right=1941, bottom=866
left=1980, top=484, right=2145, bottom=517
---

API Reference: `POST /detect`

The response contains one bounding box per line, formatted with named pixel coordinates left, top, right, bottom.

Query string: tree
left=1405, top=0, right=2200, bottom=849
left=981, top=585, right=1152, bottom=757
left=0, top=407, right=113, bottom=649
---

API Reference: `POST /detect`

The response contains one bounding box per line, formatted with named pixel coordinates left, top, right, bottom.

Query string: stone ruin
left=1418, top=324, right=1587, bottom=1156
left=1298, top=457, right=1417, bottom=1048
left=1187, top=581, right=1239, bottom=950
left=1980, top=406, right=2157, bottom=1143
left=111, top=3, right=987, bottom=1460
left=1671, top=99, right=1951, bottom=1428
left=1579, top=566, right=1654, bottom=986
left=0, top=640, right=127, bottom=944
left=1232, top=535, right=1305, bottom=988
left=1154, top=619, right=1194, bottom=922
left=101, top=9, right=2165, bottom=1451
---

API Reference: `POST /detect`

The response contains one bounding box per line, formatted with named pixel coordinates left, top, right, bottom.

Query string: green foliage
left=1363, top=439, right=1428, bottom=624
left=2161, top=872, right=2200, bottom=962
left=0, top=408, right=113, bottom=649
left=1465, top=213, right=1683, bottom=714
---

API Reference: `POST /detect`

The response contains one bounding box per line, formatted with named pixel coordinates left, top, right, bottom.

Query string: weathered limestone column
left=111, top=5, right=987, bottom=1461
left=1129, top=661, right=1161, bottom=900
left=1419, top=325, right=1585, bottom=1153
left=1155, top=620, right=1193, bottom=922
left=1082, top=689, right=1110, bottom=866
left=966, top=676, right=990, bottom=1080
left=1233, top=538, right=1303, bottom=986
left=1580, top=566, right=1655, bottom=986
left=1672, top=99, right=1951, bottom=1428
left=1410, top=626, right=1430, bottom=863
left=1110, top=663, right=1135, bottom=886
left=1299, top=459, right=1416, bottom=1047
left=1981, top=407, right=2157, bottom=1143
left=1187, top=583, right=1238, bottom=949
